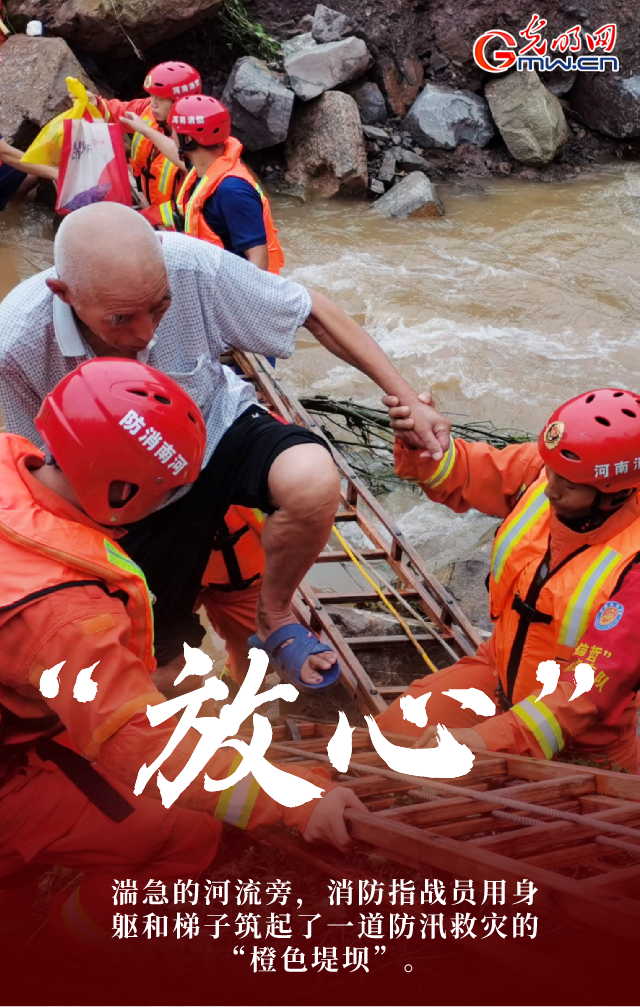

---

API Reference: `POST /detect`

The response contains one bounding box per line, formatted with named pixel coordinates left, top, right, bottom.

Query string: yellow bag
left=21, top=78, right=103, bottom=168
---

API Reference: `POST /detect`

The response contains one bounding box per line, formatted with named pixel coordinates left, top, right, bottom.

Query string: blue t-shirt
left=201, top=176, right=267, bottom=257
left=0, top=133, right=27, bottom=211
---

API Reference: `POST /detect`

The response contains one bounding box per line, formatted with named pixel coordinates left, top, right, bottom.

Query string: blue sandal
left=248, top=623, right=340, bottom=693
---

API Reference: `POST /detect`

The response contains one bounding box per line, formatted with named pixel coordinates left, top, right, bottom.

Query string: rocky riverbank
left=2, top=0, right=640, bottom=215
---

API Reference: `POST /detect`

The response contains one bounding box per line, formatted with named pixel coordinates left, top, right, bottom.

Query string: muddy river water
left=2, top=166, right=640, bottom=577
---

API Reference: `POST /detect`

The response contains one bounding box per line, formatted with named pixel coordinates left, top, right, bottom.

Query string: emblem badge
left=543, top=420, right=564, bottom=450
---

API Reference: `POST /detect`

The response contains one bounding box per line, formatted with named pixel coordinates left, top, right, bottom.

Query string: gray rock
left=281, top=33, right=317, bottom=59
left=284, top=36, right=373, bottom=101
left=351, top=81, right=387, bottom=125
left=570, top=73, right=640, bottom=138
left=0, top=35, right=97, bottom=147
left=485, top=70, right=570, bottom=165
left=396, top=148, right=429, bottom=172
left=404, top=83, right=494, bottom=150
left=435, top=533, right=497, bottom=635
left=222, top=56, right=294, bottom=152
left=285, top=90, right=368, bottom=197
left=378, top=149, right=397, bottom=182
left=369, top=178, right=385, bottom=194
left=362, top=124, right=388, bottom=141
left=311, top=3, right=351, bottom=43
left=372, top=171, right=444, bottom=219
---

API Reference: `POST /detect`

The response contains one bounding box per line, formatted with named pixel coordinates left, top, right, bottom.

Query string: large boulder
left=311, top=3, right=352, bottom=43
left=485, top=70, right=570, bottom=165
left=221, top=57, right=294, bottom=152
left=0, top=35, right=97, bottom=148
left=284, top=36, right=373, bottom=101
left=404, top=83, right=494, bottom=150
left=285, top=90, right=368, bottom=197
left=372, top=171, right=444, bottom=219
left=5, top=0, right=223, bottom=54
left=377, top=55, right=424, bottom=117
left=570, top=73, right=640, bottom=138
left=350, top=81, right=387, bottom=125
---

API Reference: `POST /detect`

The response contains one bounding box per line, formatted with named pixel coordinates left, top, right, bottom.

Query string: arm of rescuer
left=473, top=563, right=640, bottom=765
left=90, top=95, right=151, bottom=133
left=387, top=397, right=544, bottom=519
left=4, top=583, right=363, bottom=850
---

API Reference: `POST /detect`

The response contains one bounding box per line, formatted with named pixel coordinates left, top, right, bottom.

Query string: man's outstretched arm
left=304, top=289, right=450, bottom=460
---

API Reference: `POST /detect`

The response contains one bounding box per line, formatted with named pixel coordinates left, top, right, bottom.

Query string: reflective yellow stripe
left=491, top=482, right=549, bottom=583
left=214, top=754, right=261, bottom=829
left=511, top=694, right=564, bottom=759
left=419, top=438, right=457, bottom=489
left=158, top=201, right=176, bottom=229
left=183, top=175, right=208, bottom=234
left=104, top=539, right=146, bottom=581
left=558, top=547, right=623, bottom=648
left=157, top=157, right=172, bottom=196
left=251, top=508, right=266, bottom=526
left=130, top=130, right=143, bottom=161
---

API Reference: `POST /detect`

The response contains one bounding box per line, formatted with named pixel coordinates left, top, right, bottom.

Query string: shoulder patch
left=594, top=600, right=624, bottom=631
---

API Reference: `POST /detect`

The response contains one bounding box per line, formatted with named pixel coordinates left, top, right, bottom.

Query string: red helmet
left=168, top=94, right=231, bottom=146
left=143, top=61, right=201, bottom=100
left=538, top=388, right=640, bottom=492
left=35, top=359, right=206, bottom=526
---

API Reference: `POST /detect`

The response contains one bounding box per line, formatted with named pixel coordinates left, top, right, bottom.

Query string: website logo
left=473, top=14, right=618, bottom=73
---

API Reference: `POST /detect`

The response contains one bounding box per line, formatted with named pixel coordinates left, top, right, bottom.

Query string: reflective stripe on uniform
left=491, top=481, right=550, bottom=583
left=214, top=754, right=261, bottom=829
left=104, top=539, right=146, bottom=581
left=183, top=175, right=208, bottom=233
left=158, top=201, right=176, bottom=229
left=130, top=130, right=144, bottom=162
left=419, top=438, right=457, bottom=489
left=511, top=694, right=564, bottom=759
left=558, top=546, right=624, bottom=648
left=157, top=157, right=174, bottom=197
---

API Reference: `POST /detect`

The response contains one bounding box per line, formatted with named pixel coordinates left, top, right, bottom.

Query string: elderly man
left=0, top=202, right=449, bottom=689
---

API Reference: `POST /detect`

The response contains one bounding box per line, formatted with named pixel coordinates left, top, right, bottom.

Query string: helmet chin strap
left=178, top=135, right=199, bottom=162
left=563, top=487, right=636, bottom=533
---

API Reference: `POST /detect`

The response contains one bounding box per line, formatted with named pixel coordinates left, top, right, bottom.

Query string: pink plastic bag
left=56, top=117, right=132, bottom=215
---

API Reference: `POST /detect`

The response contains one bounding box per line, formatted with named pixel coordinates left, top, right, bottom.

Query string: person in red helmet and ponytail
left=127, top=93, right=284, bottom=273
left=0, top=357, right=363, bottom=954
left=89, top=61, right=202, bottom=228
left=375, top=388, right=640, bottom=773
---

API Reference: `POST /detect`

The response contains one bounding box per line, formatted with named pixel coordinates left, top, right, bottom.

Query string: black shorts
left=120, top=406, right=329, bottom=663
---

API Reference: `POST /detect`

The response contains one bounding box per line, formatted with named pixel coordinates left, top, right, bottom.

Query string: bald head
left=54, top=203, right=166, bottom=300
left=48, top=204, right=172, bottom=353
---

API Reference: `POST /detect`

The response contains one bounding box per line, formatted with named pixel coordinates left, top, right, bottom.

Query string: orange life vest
left=488, top=472, right=640, bottom=707
left=128, top=105, right=182, bottom=214
left=176, top=137, right=285, bottom=274
left=201, top=506, right=265, bottom=592
left=0, top=435, right=155, bottom=673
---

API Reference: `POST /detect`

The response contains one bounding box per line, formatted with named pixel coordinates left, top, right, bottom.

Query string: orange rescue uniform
left=0, top=435, right=329, bottom=944
left=376, top=437, right=640, bottom=772
left=176, top=136, right=285, bottom=274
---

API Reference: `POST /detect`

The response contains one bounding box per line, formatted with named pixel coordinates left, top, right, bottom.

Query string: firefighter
left=376, top=388, right=640, bottom=772
left=0, top=357, right=363, bottom=951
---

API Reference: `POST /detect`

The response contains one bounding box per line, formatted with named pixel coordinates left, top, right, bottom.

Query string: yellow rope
left=332, top=524, right=439, bottom=675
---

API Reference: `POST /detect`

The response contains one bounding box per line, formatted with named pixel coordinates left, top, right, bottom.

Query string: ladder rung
left=346, top=634, right=439, bottom=649
left=314, top=590, right=421, bottom=604
left=317, top=549, right=387, bottom=563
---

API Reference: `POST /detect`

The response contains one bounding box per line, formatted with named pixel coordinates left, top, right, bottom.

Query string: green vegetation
left=300, top=395, right=534, bottom=495
left=218, top=0, right=281, bottom=61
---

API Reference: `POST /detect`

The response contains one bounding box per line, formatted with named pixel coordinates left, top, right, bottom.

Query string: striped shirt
left=0, top=232, right=312, bottom=502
